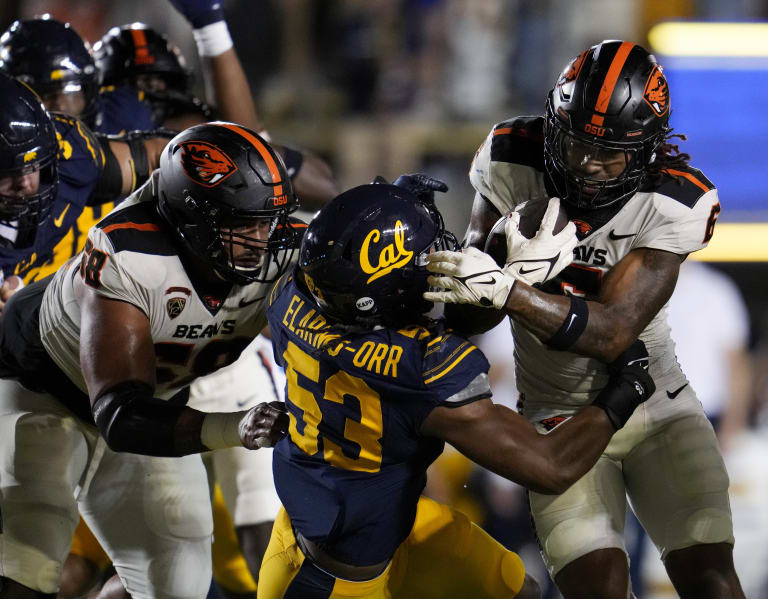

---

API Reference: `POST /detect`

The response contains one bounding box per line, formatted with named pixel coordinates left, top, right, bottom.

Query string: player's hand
left=393, top=173, right=448, bottom=204
left=168, top=0, right=225, bottom=28
left=424, top=247, right=515, bottom=309
left=0, top=275, right=23, bottom=312
left=504, top=198, right=578, bottom=285
left=239, top=401, right=289, bottom=449
left=592, top=340, right=655, bottom=430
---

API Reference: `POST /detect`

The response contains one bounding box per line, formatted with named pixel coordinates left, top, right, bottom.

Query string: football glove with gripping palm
left=425, top=198, right=578, bottom=308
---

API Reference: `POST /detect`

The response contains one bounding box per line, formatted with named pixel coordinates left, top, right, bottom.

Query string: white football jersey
left=470, top=117, right=721, bottom=421
left=39, top=179, right=293, bottom=401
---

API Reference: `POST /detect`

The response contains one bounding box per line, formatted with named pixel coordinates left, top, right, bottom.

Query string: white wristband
left=193, top=21, right=233, bottom=57
left=200, top=410, right=248, bottom=449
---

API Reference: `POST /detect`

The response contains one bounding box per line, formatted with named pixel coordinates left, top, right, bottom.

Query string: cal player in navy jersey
left=0, top=73, right=166, bottom=300
left=258, top=181, right=655, bottom=599
left=0, top=15, right=155, bottom=136
left=0, top=123, right=296, bottom=599
left=425, top=41, right=745, bottom=599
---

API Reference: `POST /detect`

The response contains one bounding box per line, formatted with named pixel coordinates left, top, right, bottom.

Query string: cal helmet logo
left=643, top=65, right=669, bottom=117
left=165, top=286, right=191, bottom=319
left=179, top=141, right=238, bottom=187
left=359, top=219, right=413, bottom=284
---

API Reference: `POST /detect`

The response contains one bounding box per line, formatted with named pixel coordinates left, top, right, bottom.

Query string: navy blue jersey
left=95, top=85, right=156, bottom=135
left=1, top=113, right=105, bottom=282
left=266, top=272, right=492, bottom=566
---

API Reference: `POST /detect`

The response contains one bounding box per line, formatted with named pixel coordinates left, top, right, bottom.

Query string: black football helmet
left=0, top=16, right=99, bottom=126
left=157, top=122, right=299, bottom=285
left=93, top=24, right=208, bottom=124
left=94, top=24, right=192, bottom=92
left=0, top=72, right=58, bottom=246
left=544, top=40, right=671, bottom=209
left=299, top=183, right=459, bottom=327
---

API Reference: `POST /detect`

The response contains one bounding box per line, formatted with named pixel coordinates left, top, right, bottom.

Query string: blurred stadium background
left=2, top=1, right=767, bottom=597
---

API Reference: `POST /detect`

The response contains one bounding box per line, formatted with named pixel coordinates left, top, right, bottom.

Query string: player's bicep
left=598, top=247, right=683, bottom=337
left=78, top=281, right=157, bottom=401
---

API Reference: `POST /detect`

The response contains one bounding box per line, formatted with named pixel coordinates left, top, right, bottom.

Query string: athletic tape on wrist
left=546, top=296, right=588, bottom=350
left=200, top=410, right=248, bottom=449
left=193, top=21, right=233, bottom=57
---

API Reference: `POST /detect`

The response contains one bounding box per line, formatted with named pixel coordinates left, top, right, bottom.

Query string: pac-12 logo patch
left=165, top=286, right=191, bottom=319
left=643, top=65, right=669, bottom=117
left=179, top=141, right=238, bottom=187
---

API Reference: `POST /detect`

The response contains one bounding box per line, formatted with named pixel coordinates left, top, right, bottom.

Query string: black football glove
left=592, top=340, right=655, bottom=430
left=393, top=173, right=449, bottom=204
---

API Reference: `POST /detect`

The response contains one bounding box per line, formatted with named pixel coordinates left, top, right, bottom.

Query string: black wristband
left=591, top=365, right=654, bottom=429
left=545, top=296, right=588, bottom=350
left=281, top=146, right=304, bottom=179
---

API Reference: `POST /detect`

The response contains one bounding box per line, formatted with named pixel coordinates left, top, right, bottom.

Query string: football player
left=0, top=123, right=296, bottom=599
left=257, top=181, right=655, bottom=598
left=424, top=41, right=745, bottom=599
left=0, top=15, right=155, bottom=135
left=93, top=0, right=340, bottom=211
left=0, top=72, right=166, bottom=298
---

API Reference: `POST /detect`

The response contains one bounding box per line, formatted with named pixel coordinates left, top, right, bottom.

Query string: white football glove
left=424, top=246, right=515, bottom=309
left=504, top=198, right=578, bottom=286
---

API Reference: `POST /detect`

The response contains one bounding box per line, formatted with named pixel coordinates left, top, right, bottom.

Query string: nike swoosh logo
left=519, top=265, right=544, bottom=275
left=471, top=277, right=497, bottom=286
left=608, top=230, right=637, bottom=241
left=239, top=295, right=266, bottom=308
left=54, top=204, right=70, bottom=228
left=666, top=383, right=689, bottom=399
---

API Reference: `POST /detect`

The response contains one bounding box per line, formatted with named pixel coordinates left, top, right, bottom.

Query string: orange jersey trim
left=662, top=169, right=711, bottom=192
left=101, top=222, right=163, bottom=234
left=217, top=123, right=284, bottom=197
left=593, top=42, right=635, bottom=119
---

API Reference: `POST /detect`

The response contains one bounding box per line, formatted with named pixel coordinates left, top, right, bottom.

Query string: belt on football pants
left=294, top=530, right=390, bottom=582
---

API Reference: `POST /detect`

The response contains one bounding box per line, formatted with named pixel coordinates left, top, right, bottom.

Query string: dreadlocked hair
left=647, top=130, right=691, bottom=186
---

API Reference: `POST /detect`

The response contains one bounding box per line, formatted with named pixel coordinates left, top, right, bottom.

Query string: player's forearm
left=201, top=50, right=261, bottom=132
left=503, top=284, right=632, bottom=362
left=538, top=406, right=615, bottom=493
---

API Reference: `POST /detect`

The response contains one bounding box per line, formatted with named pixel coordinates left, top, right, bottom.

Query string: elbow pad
left=89, top=140, right=123, bottom=205
left=92, top=380, right=186, bottom=456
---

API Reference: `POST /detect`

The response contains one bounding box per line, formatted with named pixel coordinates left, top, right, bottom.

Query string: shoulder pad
left=96, top=200, right=175, bottom=256
left=651, top=166, right=714, bottom=208
left=421, top=331, right=482, bottom=385
left=490, top=116, right=545, bottom=171
left=52, top=113, right=104, bottom=169
left=269, top=270, right=296, bottom=307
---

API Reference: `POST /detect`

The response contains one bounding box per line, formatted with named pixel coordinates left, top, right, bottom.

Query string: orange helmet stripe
left=129, top=28, right=154, bottom=66
left=593, top=41, right=635, bottom=121
left=217, top=122, right=284, bottom=197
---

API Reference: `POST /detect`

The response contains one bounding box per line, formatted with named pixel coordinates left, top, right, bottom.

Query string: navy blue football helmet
left=544, top=40, right=671, bottom=209
left=0, top=16, right=99, bottom=126
left=0, top=72, right=58, bottom=246
left=157, top=122, right=299, bottom=285
left=299, top=182, right=459, bottom=326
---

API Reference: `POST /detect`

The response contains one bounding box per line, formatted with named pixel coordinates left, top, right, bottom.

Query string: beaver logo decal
left=179, top=141, right=238, bottom=187
left=643, top=65, right=669, bottom=117
left=558, top=50, right=588, bottom=86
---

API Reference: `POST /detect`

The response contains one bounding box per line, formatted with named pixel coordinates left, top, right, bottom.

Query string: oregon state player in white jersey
left=425, top=41, right=745, bottom=599
left=0, top=123, right=297, bottom=599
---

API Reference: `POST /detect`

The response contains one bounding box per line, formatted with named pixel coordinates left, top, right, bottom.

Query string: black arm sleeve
left=88, top=140, right=123, bottom=206
left=92, top=380, right=190, bottom=456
